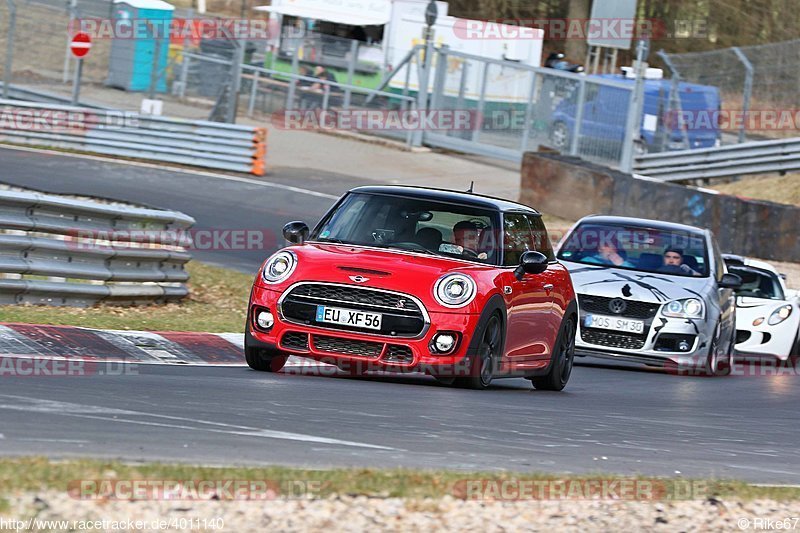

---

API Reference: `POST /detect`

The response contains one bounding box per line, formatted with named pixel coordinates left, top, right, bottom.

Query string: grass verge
left=711, top=173, right=800, bottom=206
left=0, top=458, right=799, bottom=502
left=0, top=262, right=253, bottom=333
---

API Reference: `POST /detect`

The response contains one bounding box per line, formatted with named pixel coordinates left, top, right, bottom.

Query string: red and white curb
left=0, top=323, right=330, bottom=371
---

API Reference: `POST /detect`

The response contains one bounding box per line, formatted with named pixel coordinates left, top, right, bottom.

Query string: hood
left=262, top=243, right=499, bottom=309
left=735, top=296, right=792, bottom=317
left=563, top=261, right=712, bottom=304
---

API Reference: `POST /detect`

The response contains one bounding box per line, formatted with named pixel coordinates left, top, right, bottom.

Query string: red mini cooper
left=245, top=186, right=577, bottom=390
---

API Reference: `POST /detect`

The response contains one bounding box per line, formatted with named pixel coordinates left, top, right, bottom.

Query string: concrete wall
left=520, top=152, right=800, bottom=262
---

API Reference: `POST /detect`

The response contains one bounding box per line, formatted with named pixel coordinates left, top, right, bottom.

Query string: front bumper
left=575, top=315, right=712, bottom=367
left=247, top=283, right=479, bottom=374
left=735, top=326, right=795, bottom=360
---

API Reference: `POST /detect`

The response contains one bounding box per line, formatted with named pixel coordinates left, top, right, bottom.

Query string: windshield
left=557, top=222, right=710, bottom=277
left=311, top=192, right=501, bottom=265
left=728, top=265, right=785, bottom=300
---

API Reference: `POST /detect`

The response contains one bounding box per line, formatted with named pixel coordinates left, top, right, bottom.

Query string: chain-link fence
left=422, top=46, right=637, bottom=167
left=661, top=39, right=800, bottom=146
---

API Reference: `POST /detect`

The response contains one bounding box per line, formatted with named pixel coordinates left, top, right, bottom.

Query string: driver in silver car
left=659, top=247, right=702, bottom=276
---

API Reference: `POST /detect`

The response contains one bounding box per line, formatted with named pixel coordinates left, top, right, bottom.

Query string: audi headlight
left=662, top=298, right=704, bottom=319
left=262, top=250, right=297, bottom=284
left=434, top=273, right=477, bottom=308
left=768, top=304, right=793, bottom=326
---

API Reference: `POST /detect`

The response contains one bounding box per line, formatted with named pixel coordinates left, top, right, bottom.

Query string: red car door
left=499, top=212, right=557, bottom=375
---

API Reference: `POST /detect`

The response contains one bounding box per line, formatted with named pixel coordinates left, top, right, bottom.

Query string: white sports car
left=723, top=255, right=800, bottom=359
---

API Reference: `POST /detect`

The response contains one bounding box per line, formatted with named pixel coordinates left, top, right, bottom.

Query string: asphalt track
left=1, top=146, right=799, bottom=483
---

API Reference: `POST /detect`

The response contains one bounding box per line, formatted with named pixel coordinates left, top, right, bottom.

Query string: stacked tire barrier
left=0, top=100, right=267, bottom=176
left=0, top=189, right=195, bottom=306
left=520, top=152, right=800, bottom=263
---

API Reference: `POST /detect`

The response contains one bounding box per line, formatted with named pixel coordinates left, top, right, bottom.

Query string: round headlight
left=768, top=304, right=793, bottom=325
left=434, top=273, right=476, bottom=308
left=262, top=251, right=297, bottom=283
left=667, top=301, right=683, bottom=315
left=683, top=299, right=703, bottom=317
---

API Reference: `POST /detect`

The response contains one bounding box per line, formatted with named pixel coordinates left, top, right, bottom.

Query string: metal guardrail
left=634, top=137, right=800, bottom=181
left=0, top=100, right=268, bottom=175
left=0, top=189, right=195, bottom=306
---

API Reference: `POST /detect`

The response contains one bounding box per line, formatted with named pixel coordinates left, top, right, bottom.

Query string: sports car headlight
left=662, top=298, right=704, bottom=319
left=768, top=304, right=793, bottom=325
left=262, top=251, right=297, bottom=284
left=434, top=273, right=476, bottom=308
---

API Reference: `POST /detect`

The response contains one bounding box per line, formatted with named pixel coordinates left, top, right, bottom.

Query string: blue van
left=549, top=74, right=721, bottom=155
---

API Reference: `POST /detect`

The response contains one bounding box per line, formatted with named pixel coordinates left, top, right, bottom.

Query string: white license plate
left=584, top=314, right=645, bottom=334
left=316, top=305, right=383, bottom=330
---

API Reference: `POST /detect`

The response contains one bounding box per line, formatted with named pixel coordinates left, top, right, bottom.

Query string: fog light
left=431, top=332, right=458, bottom=354
left=678, top=340, right=691, bottom=352
left=256, top=310, right=274, bottom=330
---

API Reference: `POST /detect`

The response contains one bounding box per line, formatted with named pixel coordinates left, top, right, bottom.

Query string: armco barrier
left=0, top=189, right=195, bottom=306
left=0, top=100, right=267, bottom=176
left=520, top=152, right=800, bottom=263
left=633, top=137, right=800, bottom=182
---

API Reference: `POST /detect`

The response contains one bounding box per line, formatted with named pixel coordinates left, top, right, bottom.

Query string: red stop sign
left=70, top=32, right=92, bottom=58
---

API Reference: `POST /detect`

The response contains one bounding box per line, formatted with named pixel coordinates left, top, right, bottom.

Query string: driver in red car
left=453, top=221, right=488, bottom=260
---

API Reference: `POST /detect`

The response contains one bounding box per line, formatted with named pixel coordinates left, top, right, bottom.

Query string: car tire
left=530, top=316, right=576, bottom=391
left=455, top=312, right=503, bottom=390
left=245, top=345, right=287, bottom=372
left=703, top=323, right=731, bottom=377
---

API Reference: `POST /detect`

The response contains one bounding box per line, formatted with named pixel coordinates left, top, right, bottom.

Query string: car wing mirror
left=719, top=272, right=742, bottom=290
left=283, top=221, right=309, bottom=244
left=514, top=251, right=548, bottom=280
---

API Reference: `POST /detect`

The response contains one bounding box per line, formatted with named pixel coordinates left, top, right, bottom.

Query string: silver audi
left=556, top=215, right=742, bottom=375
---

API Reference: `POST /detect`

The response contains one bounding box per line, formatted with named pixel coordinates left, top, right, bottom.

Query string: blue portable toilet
left=107, top=0, right=174, bottom=92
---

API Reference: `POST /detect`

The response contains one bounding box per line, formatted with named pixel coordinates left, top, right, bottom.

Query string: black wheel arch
left=465, top=293, right=507, bottom=357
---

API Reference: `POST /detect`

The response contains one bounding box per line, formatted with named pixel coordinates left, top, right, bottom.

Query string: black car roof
left=349, top=185, right=540, bottom=214
left=578, top=215, right=708, bottom=237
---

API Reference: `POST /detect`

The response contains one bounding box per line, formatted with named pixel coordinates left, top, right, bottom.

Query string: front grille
left=281, top=332, right=309, bottom=351
left=578, top=294, right=660, bottom=320
left=281, top=283, right=426, bottom=337
left=312, top=335, right=383, bottom=358
left=289, top=284, right=419, bottom=311
left=384, top=345, right=414, bottom=363
left=581, top=329, right=647, bottom=350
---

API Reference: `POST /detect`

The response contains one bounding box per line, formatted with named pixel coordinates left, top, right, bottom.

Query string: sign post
left=69, top=32, right=92, bottom=105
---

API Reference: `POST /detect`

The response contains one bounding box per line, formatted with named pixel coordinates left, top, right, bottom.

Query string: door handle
left=543, top=283, right=554, bottom=292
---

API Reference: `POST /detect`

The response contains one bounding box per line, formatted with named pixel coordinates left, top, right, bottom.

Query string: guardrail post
left=177, top=53, right=190, bottom=98
left=569, top=77, right=587, bottom=156
left=225, top=41, right=246, bottom=123
left=412, top=39, right=434, bottom=148
left=471, top=61, right=490, bottom=143
left=732, top=47, right=753, bottom=144
left=344, top=39, right=358, bottom=109
left=620, top=39, right=649, bottom=173
left=62, top=0, right=77, bottom=83
left=287, top=47, right=300, bottom=111
left=3, top=0, right=17, bottom=99
left=247, top=67, right=259, bottom=117
left=519, top=71, right=537, bottom=152
left=428, top=45, right=448, bottom=114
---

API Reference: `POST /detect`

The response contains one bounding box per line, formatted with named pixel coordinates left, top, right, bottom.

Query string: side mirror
left=514, top=251, right=548, bottom=280
left=283, top=221, right=309, bottom=244
left=719, top=272, right=742, bottom=290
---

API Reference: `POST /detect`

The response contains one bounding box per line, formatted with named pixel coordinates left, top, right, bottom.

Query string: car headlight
left=662, top=298, right=704, bottom=319
left=434, top=273, right=476, bottom=308
left=768, top=304, right=793, bottom=325
left=262, top=250, right=297, bottom=284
